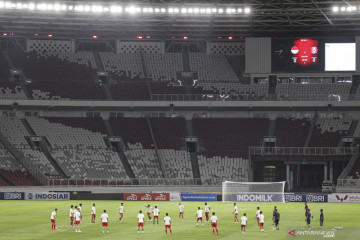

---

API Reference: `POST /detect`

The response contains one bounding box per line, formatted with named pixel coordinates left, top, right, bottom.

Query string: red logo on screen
left=291, top=38, right=318, bottom=66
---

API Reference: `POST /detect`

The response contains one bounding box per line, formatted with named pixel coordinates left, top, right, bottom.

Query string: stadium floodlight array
left=332, top=5, right=358, bottom=12
left=222, top=181, right=286, bottom=203
left=0, top=1, right=251, bottom=15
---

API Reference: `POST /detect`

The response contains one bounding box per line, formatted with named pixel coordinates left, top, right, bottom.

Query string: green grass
left=0, top=201, right=359, bottom=240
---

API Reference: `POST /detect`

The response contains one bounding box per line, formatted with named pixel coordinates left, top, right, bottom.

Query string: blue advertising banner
left=285, top=194, right=328, bottom=203
left=0, top=192, right=24, bottom=200
left=231, top=193, right=283, bottom=202
left=181, top=193, right=217, bottom=201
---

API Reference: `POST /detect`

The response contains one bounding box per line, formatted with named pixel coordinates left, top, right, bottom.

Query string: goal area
left=222, top=181, right=286, bottom=203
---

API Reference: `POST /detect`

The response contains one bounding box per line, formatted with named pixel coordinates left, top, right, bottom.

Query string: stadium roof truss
left=0, top=0, right=360, bottom=40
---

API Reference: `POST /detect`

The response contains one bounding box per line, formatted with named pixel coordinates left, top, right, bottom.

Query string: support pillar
left=330, top=161, right=334, bottom=181
left=324, top=162, right=328, bottom=181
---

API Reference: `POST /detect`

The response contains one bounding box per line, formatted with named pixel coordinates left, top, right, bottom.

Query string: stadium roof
left=0, top=0, right=360, bottom=40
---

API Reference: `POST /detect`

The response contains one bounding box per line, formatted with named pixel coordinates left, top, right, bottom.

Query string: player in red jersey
left=50, top=208, right=57, bottom=230
left=210, top=212, right=219, bottom=235
left=164, top=213, right=172, bottom=235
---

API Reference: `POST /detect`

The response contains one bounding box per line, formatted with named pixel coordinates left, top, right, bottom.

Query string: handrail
left=47, top=178, right=248, bottom=187
left=338, top=147, right=359, bottom=180
left=249, top=147, right=355, bottom=156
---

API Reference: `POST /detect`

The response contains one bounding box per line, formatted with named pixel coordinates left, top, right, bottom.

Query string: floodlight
left=0, top=2, right=4, bottom=9
left=340, top=6, right=346, bottom=11
left=332, top=6, right=339, bottom=12
left=237, top=8, right=243, bottom=13
left=154, top=7, right=160, bottom=12
left=244, top=8, right=251, bottom=13
left=54, top=4, right=61, bottom=11
left=206, top=8, right=211, bottom=14
left=168, top=8, right=174, bottom=13
left=110, top=6, right=122, bottom=13
left=347, top=6, right=353, bottom=11
left=218, top=8, right=224, bottom=13
left=188, top=8, right=193, bottom=13
left=194, top=8, right=199, bottom=13
left=174, top=8, right=179, bottom=13
left=161, top=8, right=166, bottom=13
left=61, top=5, right=67, bottom=11
left=16, top=3, right=22, bottom=9
left=181, top=8, right=187, bottom=13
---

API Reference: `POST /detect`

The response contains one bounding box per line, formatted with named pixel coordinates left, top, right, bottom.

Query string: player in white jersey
left=210, top=212, right=219, bottom=235
left=50, top=208, right=57, bottom=230
left=164, top=213, right=172, bottom=235
left=74, top=206, right=81, bottom=232
left=137, top=210, right=145, bottom=234
left=196, top=207, right=204, bottom=226
left=204, top=202, right=211, bottom=222
left=70, top=205, right=74, bottom=227
left=91, top=203, right=96, bottom=223
left=101, top=210, right=109, bottom=234
left=233, top=203, right=239, bottom=223
left=78, top=203, right=83, bottom=223
left=179, top=202, right=184, bottom=222
left=153, top=206, right=160, bottom=224
left=256, top=207, right=261, bottom=226
left=145, top=204, right=152, bottom=221
left=241, top=213, right=248, bottom=234
left=119, top=203, right=125, bottom=222
left=259, top=211, right=265, bottom=232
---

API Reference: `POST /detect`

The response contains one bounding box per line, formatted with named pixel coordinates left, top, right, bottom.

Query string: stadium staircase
left=267, top=119, right=276, bottom=136
left=21, top=119, right=68, bottom=179
left=93, top=52, right=105, bottom=71
left=139, top=51, right=153, bottom=99
left=185, top=119, right=201, bottom=180
left=304, top=114, right=318, bottom=148
left=2, top=50, right=14, bottom=69
left=338, top=147, right=359, bottom=180
left=348, top=82, right=359, bottom=101
left=225, top=55, right=244, bottom=82
left=0, top=172, right=13, bottom=186
left=103, top=119, right=136, bottom=180
left=103, top=84, right=113, bottom=100
left=146, top=117, right=166, bottom=178
left=20, top=84, right=33, bottom=99
left=0, top=131, right=47, bottom=185
left=182, top=52, right=191, bottom=72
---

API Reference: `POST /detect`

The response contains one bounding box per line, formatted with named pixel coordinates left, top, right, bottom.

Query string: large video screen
left=325, top=43, right=356, bottom=71
left=272, top=38, right=356, bottom=72
left=272, top=38, right=324, bottom=72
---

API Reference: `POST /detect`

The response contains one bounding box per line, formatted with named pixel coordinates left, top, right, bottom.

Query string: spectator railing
left=48, top=178, right=246, bottom=187
left=249, top=147, right=356, bottom=156
left=336, top=179, right=360, bottom=188
left=151, top=94, right=353, bottom=101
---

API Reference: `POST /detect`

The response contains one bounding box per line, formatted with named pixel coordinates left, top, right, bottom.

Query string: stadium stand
left=143, top=53, right=183, bottom=82
left=276, top=83, right=351, bottom=100
left=193, top=118, right=269, bottom=158
left=110, top=81, right=150, bottom=100
left=274, top=118, right=312, bottom=147
left=44, top=117, right=108, bottom=135
left=189, top=53, right=239, bottom=82
left=150, top=82, right=187, bottom=94
left=159, top=149, right=193, bottom=179
left=100, top=52, right=143, bottom=80
left=198, top=155, right=248, bottom=185
left=0, top=81, right=27, bottom=100
left=49, top=148, right=129, bottom=179
left=0, top=169, right=40, bottom=186
left=27, top=81, right=106, bottom=100
left=8, top=51, right=96, bottom=82
left=194, top=83, right=268, bottom=100
left=26, top=117, right=107, bottom=149
left=309, top=118, right=352, bottom=147
left=125, top=143, right=162, bottom=179
left=149, top=117, right=186, bottom=150
left=109, top=117, right=153, bottom=148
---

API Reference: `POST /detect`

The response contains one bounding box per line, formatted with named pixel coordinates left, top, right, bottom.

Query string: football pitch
left=0, top=201, right=359, bottom=240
